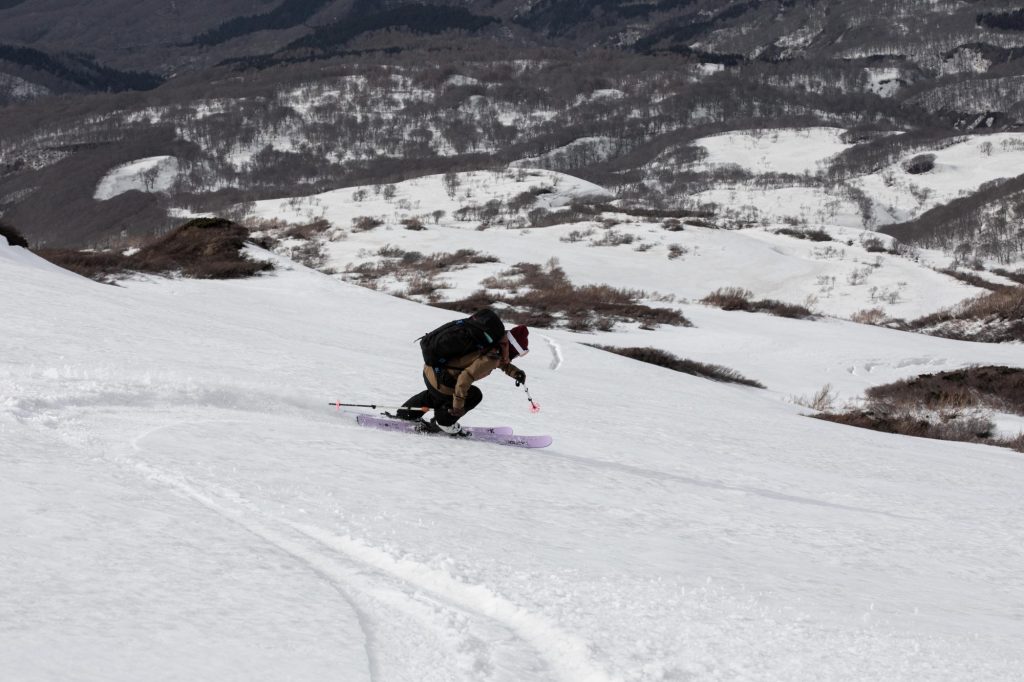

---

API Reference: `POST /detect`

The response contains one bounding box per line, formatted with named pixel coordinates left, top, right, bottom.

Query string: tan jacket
left=424, top=347, right=523, bottom=410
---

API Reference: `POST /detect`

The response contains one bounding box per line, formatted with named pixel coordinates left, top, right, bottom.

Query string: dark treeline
left=192, top=0, right=335, bottom=47
left=0, top=44, right=163, bottom=92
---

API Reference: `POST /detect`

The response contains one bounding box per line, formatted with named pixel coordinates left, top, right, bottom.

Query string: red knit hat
left=507, top=325, right=529, bottom=357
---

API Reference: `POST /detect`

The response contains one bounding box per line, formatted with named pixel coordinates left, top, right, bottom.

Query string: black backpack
left=420, top=309, right=505, bottom=367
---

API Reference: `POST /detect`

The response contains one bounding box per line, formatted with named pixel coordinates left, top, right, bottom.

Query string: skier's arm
left=453, top=357, right=497, bottom=410
left=502, top=363, right=525, bottom=384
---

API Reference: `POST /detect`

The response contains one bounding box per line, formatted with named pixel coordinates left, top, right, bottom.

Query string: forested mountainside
left=2, top=0, right=1024, bottom=258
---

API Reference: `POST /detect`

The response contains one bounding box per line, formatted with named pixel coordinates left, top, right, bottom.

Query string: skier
left=396, top=309, right=529, bottom=436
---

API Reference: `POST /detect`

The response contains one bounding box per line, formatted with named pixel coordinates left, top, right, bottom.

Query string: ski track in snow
left=542, top=335, right=563, bottom=371
left=120, top=422, right=608, bottom=682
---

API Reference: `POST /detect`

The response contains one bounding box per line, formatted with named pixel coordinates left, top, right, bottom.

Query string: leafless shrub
left=702, top=287, right=754, bottom=311
left=850, top=307, right=888, bottom=325
left=667, top=244, right=688, bottom=260
left=591, top=345, right=764, bottom=388
left=590, top=229, right=635, bottom=247
left=438, top=260, right=690, bottom=330
left=794, top=383, right=838, bottom=411
left=377, top=243, right=405, bottom=258
left=559, top=228, right=594, bottom=243
left=290, top=240, right=326, bottom=269
left=283, top=218, right=331, bottom=240
left=815, top=366, right=1024, bottom=452
left=911, top=287, right=1024, bottom=342
left=937, top=268, right=1006, bottom=291
left=861, top=236, right=889, bottom=253
left=404, top=274, right=445, bottom=299
left=991, top=267, right=1024, bottom=285
left=402, top=217, right=426, bottom=231
left=774, top=227, right=833, bottom=242
left=527, top=207, right=592, bottom=227
left=867, top=366, right=1024, bottom=416
left=352, top=216, right=382, bottom=232
left=816, top=408, right=996, bottom=446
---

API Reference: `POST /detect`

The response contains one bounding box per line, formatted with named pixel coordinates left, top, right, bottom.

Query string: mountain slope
left=4, top=235, right=1024, bottom=680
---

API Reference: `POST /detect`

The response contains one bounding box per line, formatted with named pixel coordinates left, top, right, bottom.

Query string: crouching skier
left=395, top=309, right=529, bottom=437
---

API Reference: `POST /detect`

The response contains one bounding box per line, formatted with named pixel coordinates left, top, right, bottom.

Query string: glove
left=449, top=404, right=466, bottom=418
left=512, top=369, right=526, bottom=386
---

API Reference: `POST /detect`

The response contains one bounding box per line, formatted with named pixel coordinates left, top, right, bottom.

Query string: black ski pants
left=403, top=376, right=483, bottom=427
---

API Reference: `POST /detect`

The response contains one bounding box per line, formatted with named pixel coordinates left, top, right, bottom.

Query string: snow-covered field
left=4, top=228, right=1024, bottom=680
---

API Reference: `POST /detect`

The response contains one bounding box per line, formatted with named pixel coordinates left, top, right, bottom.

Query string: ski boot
left=425, top=418, right=469, bottom=438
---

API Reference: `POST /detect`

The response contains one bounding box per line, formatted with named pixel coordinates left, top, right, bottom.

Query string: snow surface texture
left=4, top=236, right=1024, bottom=681
left=241, top=168, right=987, bottom=320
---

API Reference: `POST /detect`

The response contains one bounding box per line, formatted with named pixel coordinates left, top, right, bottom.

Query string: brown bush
left=36, top=218, right=272, bottom=281
left=591, top=345, right=764, bottom=388
left=352, top=216, right=382, bottom=232
left=911, top=287, right=1024, bottom=342
left=438, top=260, right=690, bottom=330
left=816, top=409, right=996, bottom=445
left=702, top=286, right=753, bottom=311
left=866, top=366, right=1024, bottom=415
left=816, top=365, right=1024, bottom=452
left=283, top=219, right=331, bottom=240
left=774, top=228, right=833, bottom=242
left=32, top=249, right=132, bottom=281
left=702, top=287, right=814, bottom=319
left=130, top=218, right=272, bottom=279
left=850, top=308, right=888, bottom=325
left=937, top=268, right=1006, bottom=292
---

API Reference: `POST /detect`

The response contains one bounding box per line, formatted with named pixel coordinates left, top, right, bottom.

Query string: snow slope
left=4, top=237, right=1024, bottom=681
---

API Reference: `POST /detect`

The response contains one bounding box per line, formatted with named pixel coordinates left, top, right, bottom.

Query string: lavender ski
left=356, top=414, right=551, bottom=449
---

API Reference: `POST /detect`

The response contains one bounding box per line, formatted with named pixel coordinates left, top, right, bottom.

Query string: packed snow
left=4, top=225, right=1024, bottom=680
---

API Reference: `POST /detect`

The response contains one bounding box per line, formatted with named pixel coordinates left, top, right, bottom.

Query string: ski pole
left=329, top=402, right=430, bottom=414
left=521, top=385, right=541, bottom=413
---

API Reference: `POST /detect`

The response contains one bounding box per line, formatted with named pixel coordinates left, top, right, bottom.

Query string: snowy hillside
left=238, top=168, right=991, bottom=320
left=4, top=232, right=1024, bottom=681
left=682, top=129, right=1024, bottom=230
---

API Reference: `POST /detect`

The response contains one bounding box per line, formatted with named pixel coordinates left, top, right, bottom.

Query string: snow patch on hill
left=692, top=127, right=853, bottom=175
left=94, top=156, right=180, bottom=200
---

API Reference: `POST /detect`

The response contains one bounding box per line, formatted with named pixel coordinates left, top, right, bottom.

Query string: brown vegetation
left=816, top=366, right=1024, bottom=452
left=35, top=218, right=272, bottom=281
left=774, top=227, right=833, bottom=242
left=910, top=286, right=1024, bottom=342
left=702, top=287, right=814, bottom=319
left=345, top=245, right=500, bottom=302
left=591, top=345, right=764, bottom=388
left=437, top=260, right=690, bottom=331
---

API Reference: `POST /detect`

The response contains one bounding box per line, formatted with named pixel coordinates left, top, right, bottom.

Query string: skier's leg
left=396, top=389, right=434, bottom=420
left=432, top=386, right=482, bottom=427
